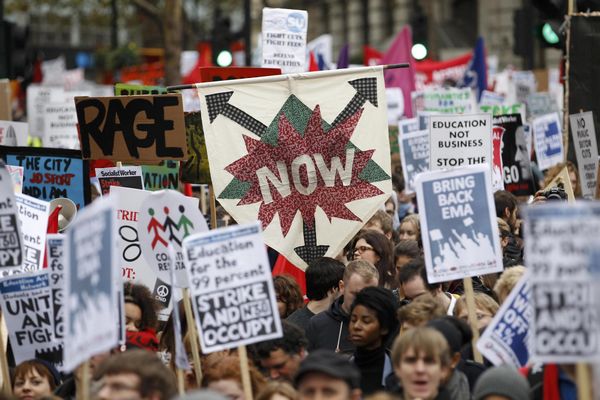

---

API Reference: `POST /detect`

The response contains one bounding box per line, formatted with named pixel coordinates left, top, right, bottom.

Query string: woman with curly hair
left=351, top=230, right=395, bottom=289
left=123, top=281, right=160, bottom=351
left=273, top=275, right=304, bottom=319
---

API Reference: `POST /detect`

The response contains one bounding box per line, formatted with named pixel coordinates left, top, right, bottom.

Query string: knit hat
left=294, top=350, right=361, bottom=389
left=473, top=366, right=530, bottom=400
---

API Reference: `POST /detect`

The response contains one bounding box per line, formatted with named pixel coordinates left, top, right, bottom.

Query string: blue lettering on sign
left=286, top=12, right=306, bottom=33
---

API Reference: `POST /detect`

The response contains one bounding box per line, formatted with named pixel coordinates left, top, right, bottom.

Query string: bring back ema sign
left=75, top=94, right=187, bottom=163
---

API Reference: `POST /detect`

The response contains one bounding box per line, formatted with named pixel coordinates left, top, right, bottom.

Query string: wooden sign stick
left=463, top=277, right=484, bottom=363
left=0, top=312, right=11, bottom=395
left=176, top=368, right=185, bottom=395
left=76, top=360, right=90, bottom=400
left=182, top=288, right=203, bottom=386
left=238, top=345, right=254, bottom=400
left=209, top=185, right=217, bottom=229
left=576, top=363, right=592, bottom=400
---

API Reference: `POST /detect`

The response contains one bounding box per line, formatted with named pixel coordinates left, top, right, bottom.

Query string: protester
left=348, top=286, right=399, bottom=395
left=397, top=293, right=446, bottom=330
left=494, top=265, right=526, bottom=304
left=251, top=321, right=307, bottom=382
left=124, top=281, right=160, bottom=351
left=544, top=161, right=581, bottom=198
left=453, top=291, right=499, bottom=331
left=256, top=382, right=298, bottom=400
left=273, top=275, right=304, bottom=319
left=494, top=190, right=523, bottom=262
left=398, top=214, right=421, bottom=243
left=12, top=359, right=60, bottom=400
left=473, top=366, right=530, bottom=400
left=384, top=196, right=400, bottom=231
left=286, top=257, right=344, bottom=332
left=203, top=353, right=266, bottom=400
left=392, top=173, right=414, bottom=221
left=95, top=349, right=177, bottom=400
left=393, top=240, right=421, bottom=275
left=389, top=327, right=452, bottom=400
left=364, top=209, right=395, bottom=240
left=293, top=350, right=361, bottom=400
left=306, top=260, right=379, bottom=354
left=498, top=218, right=521, bottom=268
left=173, top=389, right=228, bottom=400
left=350, top=230, right=395, bottom=289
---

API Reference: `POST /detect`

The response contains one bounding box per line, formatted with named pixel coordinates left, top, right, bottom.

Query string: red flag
left=364, top=46, right=383, bottom=66
left=273, top=255, right=306, bottom=296
left=308, top=51, right=319, bottom=72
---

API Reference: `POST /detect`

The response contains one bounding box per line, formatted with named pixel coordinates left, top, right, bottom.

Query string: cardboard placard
left=399, top=129, right=429, bottom=194
left=477, top=272, right=531, bottom=367
left=0, top=120, right=28, bottom=146
left=493, top=114, right=535, bottom=196
left=523, top=203, right=600, bottom=363
left=96, top=166, right=144, bottom=196
left=199, top=67, right=282, bottom=82
left=0, top=272, right=57, bottom=365
left=2, top=146, right=91, bottom=209
left=75, top=94, right=187, bottom=163
left=532, top=112, right=563, bottom=171
left=261, top=8, right=308, bottom=73
left=181, top=112, right=211, bottom=184
left=15, top=194, right=50, bottom=272
left=423, top=88, right=476, bottom=114
left=114, top=83, right=168, bottom=96
left=429, top=114, right=492, bottom=170
left=183, top=222, right=283, bottom=353
left=63, top=196, right=119, bottom=372
left=415, top=165, right=503, bottom=283
left=46, top=233, right=66, bottom=368
left=142, top=161, right=180, bottom=191
left=569, top=112, right=598, bottom=199
left=0, top=162, right=23, bottom=272
left=43, top=103, right=80, bottom=149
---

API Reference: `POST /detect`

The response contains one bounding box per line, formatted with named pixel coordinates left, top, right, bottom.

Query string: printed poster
left=415, top=165, right=502, bottom=283
left=0, top=120, right=28, bottom=146
left=7, top=165, right=23, bottom=193
left=183, top=222, right=283, bottom=352
left=96, top=166, right=144, bottom=196
left=15, top=193, right=50, bottom=272
left=569, top=112, right=598, bottom=199
left=491, top=126, right=505, bottom=191
left=399, top=129, right=429, bottom=194
left=532, top=113, right=564, bottom=171
left=0, top=161, right=23, bottom=272
left=46, top=234, right=66, bottom=368
left=261, top=8, right=308, bottom=73
left=423, top=88, right=476, bottom=114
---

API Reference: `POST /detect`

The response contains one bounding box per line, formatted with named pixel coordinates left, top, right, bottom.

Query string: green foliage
left=95, top=43, right=141, bottom=71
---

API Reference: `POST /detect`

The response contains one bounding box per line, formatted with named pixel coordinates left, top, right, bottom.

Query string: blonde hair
left=343, top=259, right=379, bottom=284
left=494, top=266, right=526, bottom=304
left=391, top=327, right=451, bottom=368
left=256, top=382, right=298, bottom=400
left=400, top=214, right=420, bottom=234
left=454, top=292, right=499, bottom=317
left=397, top=292, right=445, bottom=328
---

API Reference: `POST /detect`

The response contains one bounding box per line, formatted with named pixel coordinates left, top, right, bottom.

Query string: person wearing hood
left=306, top=260, right=379, bottom=355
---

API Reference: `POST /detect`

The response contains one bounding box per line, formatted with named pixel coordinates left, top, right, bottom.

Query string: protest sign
left=26, top=85, right=65, bottom=137
left=199, top=67, right=282, bottom=82
left=399, top=129, right=429, bottom=193
left=509, top=71, right=536, bottom=104
left=96, top=166, right=144, bottom=196
left=0, top=272, right=57, bottom=365
left=415, top=165, right=502, bottom=283
left=46, top=234, right=65, bottom=367
left=491, top=126, right=504, bottom=191
left=15, top=194, right=49, bottom=272
left=261, top=8, right=308, bottom=73
left=527, top=92, right=559, bottom=121
left=523, top=203, right=600, bottom=363
left=181, top=112, right=211, bottom=184
left=399, top=117, right=419, bottom=135
left=493, top=114, right=535, bottom=196
left=0, top=121, right=28, bottom=146
left=137, top=189, right=209, bottom=288
left=423, top=88, right=476, bottom=114
left=569, top=112, right=598, bottom=199
left=479, top=103, right=526, bottom=123
left=196, top=67, right=391, bottom=270
left=479, top=90, right=505, bottom=106
left=478, top=272, right=531, bottom=367
left=0, top=162, right=23, bottom=271
left=110, top=186, right=176, bottom=321
left=2, top=146, right=91, bottom=209
left=75, top=94, right=187, bottom=163
left=7, top=165, right=23, bottom=193
left=142, top=161, right=180, bottom=191
left=43, top=103, right=80, bottom=149
left=64, top=196, right=119, bottom=372
left=543, top=167, right=575, bottom=202
left=183, top=222, right=283, bottom=352
left=114, top=83, right=168, bottom=96
left=386, top=88, right=404, bottom=124
left=429, top=114, right=492, bottom=170
left=533, top=112, right=563, bottom=171
left=412, top=91, right=425, bottom=115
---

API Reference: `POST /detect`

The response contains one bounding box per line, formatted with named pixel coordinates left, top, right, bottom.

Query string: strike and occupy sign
left=75, top=94, right=187, bottom=163
left=523, top=203, right=600, bottom=363
left=429, top=114, right=492, bottom=170
left=0, top=272, right=56, bottom=365
left=183, top=222, right=282, bottom=352
left=0, top=162, right=23, bottom=271
left=2, top=146, right=91, bottom=209
left=399, top=129, right=429, bottom=194
left=47, top=234, right=66, bottom=365
left=570, top=112, right=598, bottom=199
left=64, top=196, right=119, bottom=372
left=415, top=165, right=502, bottom=283
left=532, top=113, right=563, bottom=171
left=478, top=272, right=531, bottom=367
left=494, top=114, right=535, bottom=197
left=261, top=8, right=308, bottom=73
left=96, top=166, right=144, bottom=196
left=15, top=193, right=49, bottom=272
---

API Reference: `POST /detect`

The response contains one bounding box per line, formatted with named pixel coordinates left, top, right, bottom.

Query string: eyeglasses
left=354, top=245, right=375, bottom=254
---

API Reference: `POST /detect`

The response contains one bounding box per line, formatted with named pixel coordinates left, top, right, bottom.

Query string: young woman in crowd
left=398, top=214, right=421, bottom=245
left=12, top=359, right=60, bottom=400
left=348, top=286, right=399, bottom=395
left=203, top=353, right=266, bottom=400
left=390, top=327, right=452, bottom=400
left=351, top=230, right=395, bottom=289
left=256, top=382, right=298, bottom=400
left=273, top=275, right=304, bottom=319
left=454, top=292, right=500, bottom=331
left=124, top=281, right=160, bottom=351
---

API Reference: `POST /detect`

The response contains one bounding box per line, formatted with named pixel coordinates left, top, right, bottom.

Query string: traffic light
left=2, top=21, right=30, bottom=79
left=212, top=16, right=233, bottom=67
left=410, top=2, right=428, bottom=60
left=538, top=20, right=563, bottom=48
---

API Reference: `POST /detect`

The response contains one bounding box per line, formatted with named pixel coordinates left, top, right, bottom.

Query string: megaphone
left=49, top=198, right=77, bottom=232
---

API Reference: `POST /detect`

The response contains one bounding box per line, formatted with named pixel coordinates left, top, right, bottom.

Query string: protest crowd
left=1, top=3, right=600, bottom=400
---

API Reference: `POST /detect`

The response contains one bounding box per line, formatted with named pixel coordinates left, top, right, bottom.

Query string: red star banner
left=196, top=67, right=392, bottom=269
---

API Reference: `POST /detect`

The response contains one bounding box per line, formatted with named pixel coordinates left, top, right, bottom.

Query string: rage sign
left=75, top=94, right=187, bottom=163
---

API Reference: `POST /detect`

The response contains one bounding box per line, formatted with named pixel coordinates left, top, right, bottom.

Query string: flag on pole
left=195, top=68, right=392, bottom=270
left=337, top=44, right=350, bottom=69
left=458, top=37, right=488, bottom=101
left=381, top=26, right=416, bottom=117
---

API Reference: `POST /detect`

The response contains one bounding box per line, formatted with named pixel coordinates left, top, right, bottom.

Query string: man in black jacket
left=305, top=260, right=378, bottom=355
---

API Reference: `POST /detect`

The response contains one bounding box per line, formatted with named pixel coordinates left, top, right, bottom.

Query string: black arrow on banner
left=331, top=77, right=379, bottom=128
left=205, top=91, right=267, bottom=137
left=294, top=218, right=330, bottom=265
